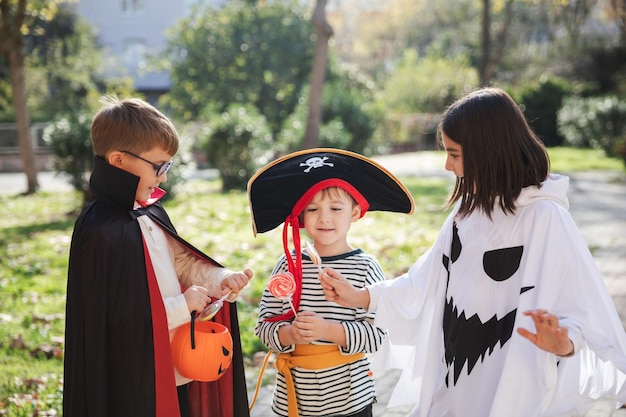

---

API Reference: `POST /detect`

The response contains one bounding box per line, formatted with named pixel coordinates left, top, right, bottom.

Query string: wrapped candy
left=196, top=291, right=231, bottom=321
left=305, top=241, right=323, bottom=275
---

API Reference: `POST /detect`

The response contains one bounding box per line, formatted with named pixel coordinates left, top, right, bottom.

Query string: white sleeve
left=167, top=233, right=230, bottom=298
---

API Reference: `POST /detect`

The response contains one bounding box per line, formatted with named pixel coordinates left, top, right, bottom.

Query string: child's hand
left=517, top=309, right=575, bottom=357
left=319, top=268, right=370, bottom=309
left=292, top=311, right=327, bottom=343
left=184, top=285, right=210, bottom=313
left=221, top=268, right=253, bottom=300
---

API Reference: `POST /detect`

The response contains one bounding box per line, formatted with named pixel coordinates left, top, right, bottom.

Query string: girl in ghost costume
left=319, top=87, right=626, bottom=417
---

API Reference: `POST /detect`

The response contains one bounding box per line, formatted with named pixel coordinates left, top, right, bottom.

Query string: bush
left=322, top=65, right=379, bottom=154
left=516, top=77, right=570, bottom=147
left=380, top=50, right=477, bottom=114
left=558, top=95, right=626, bottom=159
left=43, top=113, right=93, bottom=204
left=277, top=64, right=379, bottom=155
left=373, top=112, right=440, bottom=154
left=374, top=50, right=476, bottom=152
left=277, top=95, right=363, bottom=154
left=199, top=105, right=274, bottom=191
left=573, top=45, right=626, bottom=97
left=158, top=126, right=196, bottom=201
left=277, top=97, right=354, bottom=154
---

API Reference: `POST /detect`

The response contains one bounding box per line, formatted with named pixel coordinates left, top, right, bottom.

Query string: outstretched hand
left=318, top=268, right=370, bottom=309
left=517, top=309, right=574, bottom=357
left=222, top=268, right=253, bottom=301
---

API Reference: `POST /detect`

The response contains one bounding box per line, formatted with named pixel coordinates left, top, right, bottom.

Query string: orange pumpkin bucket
left=171, top=317, right=233, bottom=382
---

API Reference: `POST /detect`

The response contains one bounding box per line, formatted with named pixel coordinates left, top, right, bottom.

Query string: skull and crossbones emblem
left=300, top=156, right=334, bottom=173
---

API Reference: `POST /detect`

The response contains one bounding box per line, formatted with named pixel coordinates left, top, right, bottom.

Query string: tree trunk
left=0, top=0, right=39, bottom=193
left=610, top=0, right=626, bottom=45
left=8, top=47, right=39, bottom=193
left=478, top=0, right=491, bottom=86
left=489, top=0, right=514, bottom=81
left=478, top=0, right=513, bottom=87
left=302, top=0, right=333, bottom=149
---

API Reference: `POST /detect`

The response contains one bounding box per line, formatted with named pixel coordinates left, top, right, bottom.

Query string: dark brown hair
left=91, top=96, right=179, bottom=157
left=439, top=87, right=549, bottom=219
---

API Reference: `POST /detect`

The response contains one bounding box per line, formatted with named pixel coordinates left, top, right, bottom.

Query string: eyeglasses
left=121, top=150, right=173, bottom=177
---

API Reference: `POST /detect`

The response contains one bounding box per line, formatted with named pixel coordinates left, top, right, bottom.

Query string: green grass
left=0, top=147, right=622, bottom=415
left=548, top=147, right=625, bottom=173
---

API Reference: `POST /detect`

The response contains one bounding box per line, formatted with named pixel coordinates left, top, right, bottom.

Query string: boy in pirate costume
left=63, top=96, right=252, bottom=417
left=249, top=148, right=415, bottom=417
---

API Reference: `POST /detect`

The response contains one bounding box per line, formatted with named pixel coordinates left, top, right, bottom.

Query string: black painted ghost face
left=442, top=223, right=533, bottom=386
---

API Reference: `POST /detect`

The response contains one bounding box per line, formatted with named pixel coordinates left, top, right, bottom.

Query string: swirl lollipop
left=305, top=241, right=323, bottom=275
left=268, top=272, right=297, bottom=316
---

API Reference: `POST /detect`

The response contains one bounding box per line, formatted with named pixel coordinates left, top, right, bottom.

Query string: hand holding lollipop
left=196, top=290, right=232, bottom=321
left=305, top=241, right=323, bottom=275
left=268, top=272, right=297, bottom=316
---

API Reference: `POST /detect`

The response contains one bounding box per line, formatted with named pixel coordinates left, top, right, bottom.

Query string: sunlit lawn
left=0, top=147, right=622, bottom=415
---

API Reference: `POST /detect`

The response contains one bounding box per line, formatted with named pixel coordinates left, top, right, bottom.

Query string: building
left=73, top=0, right=223, bottom=103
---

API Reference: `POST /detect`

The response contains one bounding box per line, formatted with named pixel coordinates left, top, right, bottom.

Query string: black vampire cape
left=63, top=156, right=249, bottom=417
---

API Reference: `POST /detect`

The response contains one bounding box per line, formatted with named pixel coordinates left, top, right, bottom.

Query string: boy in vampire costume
left=63, top=97, right=252, bottom=417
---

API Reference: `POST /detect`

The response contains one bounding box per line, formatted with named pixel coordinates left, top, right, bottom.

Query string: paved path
left=246, top=152, right=626, bottom=417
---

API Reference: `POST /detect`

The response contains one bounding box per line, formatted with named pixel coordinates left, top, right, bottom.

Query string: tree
left=161, top=0, right=315, bottom=138
left=0, top=1, right=114, bottom=123
left=608, top=0, right=626, bottom=45
left=0, top=0, right=47, bottom=193
left=26, top=4, right=109, bottom=120
left=478, top=0, right=513, bottom=86
left=302, top=0, right=332, bottom=149
left=279, top=61, right=379, bottom=155
left=0, top=2, right=136, bottom=205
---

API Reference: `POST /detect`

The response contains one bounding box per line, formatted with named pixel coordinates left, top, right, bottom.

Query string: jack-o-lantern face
left=171, top=320, right=233, bottom=382
left=442, top=223, right=532, bottom=387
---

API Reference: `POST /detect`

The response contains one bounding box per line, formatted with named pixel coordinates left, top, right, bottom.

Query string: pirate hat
left=247, top=148, right=415, bottom=321
left=248, top=148, right=414, bottom=235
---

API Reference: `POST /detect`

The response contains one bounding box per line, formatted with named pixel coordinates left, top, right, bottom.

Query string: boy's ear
left=351, top=205, right=362, bottom=222
left=108, top=151, right=124, bottom=168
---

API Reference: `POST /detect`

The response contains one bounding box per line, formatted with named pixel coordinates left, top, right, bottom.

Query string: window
left=121, top=0, right=144, bottom=16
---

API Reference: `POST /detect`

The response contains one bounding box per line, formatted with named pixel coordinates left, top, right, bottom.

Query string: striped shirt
left=255, top=249, right=387, bottom=416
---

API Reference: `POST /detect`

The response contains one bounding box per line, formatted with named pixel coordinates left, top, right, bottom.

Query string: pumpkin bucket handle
left=190, top=311, right=196, bottom=349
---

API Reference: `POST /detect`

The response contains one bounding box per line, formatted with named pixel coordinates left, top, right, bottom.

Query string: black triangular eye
left=483, top=246, right=523, bottom=281
left=451, top=223, right=461, bottom=263
left=222, top=346, right=230, bottom=356
left=443, top=223, right=462, bottom=271
left=520, top=286, right=534, bottom=294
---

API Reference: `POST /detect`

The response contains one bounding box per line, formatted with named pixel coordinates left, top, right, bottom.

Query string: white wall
left=74, top=0, right=223, bottom=91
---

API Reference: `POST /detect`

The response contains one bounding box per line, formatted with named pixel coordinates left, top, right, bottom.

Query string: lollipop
left=305, top=241, right=323, bottom=275
left=196, top=290, right=232, bottom=322
left=268, top=272, right=297, bottom=316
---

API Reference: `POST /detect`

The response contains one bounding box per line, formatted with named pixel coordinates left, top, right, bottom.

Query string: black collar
left=89, top=156, right=140, bottom=210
